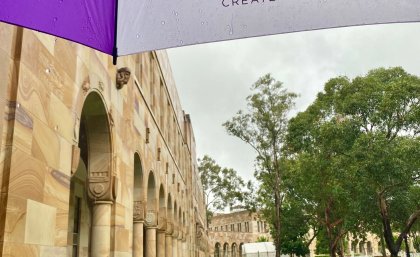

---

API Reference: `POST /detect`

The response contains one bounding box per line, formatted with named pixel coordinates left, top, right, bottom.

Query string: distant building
left=208, top=210, right=272, bottom=257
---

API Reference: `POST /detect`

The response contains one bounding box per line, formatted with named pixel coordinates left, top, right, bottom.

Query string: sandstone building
left=0, top=23, right=208, bottom=257
left=208, top=210, right=272, bottom=257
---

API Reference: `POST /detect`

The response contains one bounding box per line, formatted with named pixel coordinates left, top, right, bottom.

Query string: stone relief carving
left=196, top=223, right=204, bottom=239
left=145, top=210, right=157, bottom=226
left=116, top=67, right=131, bottom=90
left=133, top=201, right=145, bottom=221
left=158, top=216, right=167, bottom=231
left=165, top=221, right=173, bottom=235
left=87, top=175, right=116, bottom=202
left=82, top=76, right=90, bottom=93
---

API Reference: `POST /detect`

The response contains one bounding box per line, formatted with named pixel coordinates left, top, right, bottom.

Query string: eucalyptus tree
left=223, top=74, right=297, bottom=257
left=287, top=67, right=420, bottom=257
left=198, top=155, right=245, bottom=225
left=286, top=92, right=364, bottom=257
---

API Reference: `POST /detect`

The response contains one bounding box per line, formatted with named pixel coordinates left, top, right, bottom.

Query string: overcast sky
left=166, top=22, right=420, bottom=182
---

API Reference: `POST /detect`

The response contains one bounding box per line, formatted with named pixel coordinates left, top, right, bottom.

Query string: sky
left=166, top=22, right=420, bottom=182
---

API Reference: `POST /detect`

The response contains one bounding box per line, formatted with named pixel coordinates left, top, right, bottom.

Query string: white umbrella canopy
left=117, top=0, right=420, bottom=56
left=1, top=0, right=420, bottom=60
left=242, top=242, right=276, bottom=257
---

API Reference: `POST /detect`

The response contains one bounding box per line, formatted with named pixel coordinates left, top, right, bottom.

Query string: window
left=72, top=197, right=82, bottom=257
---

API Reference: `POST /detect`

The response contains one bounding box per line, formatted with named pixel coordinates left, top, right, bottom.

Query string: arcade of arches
left=209, top=211, right=272, bottom=257
left=0, top=24, right=208, bottom=257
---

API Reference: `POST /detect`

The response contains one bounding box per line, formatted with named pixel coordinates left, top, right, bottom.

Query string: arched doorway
left=133, top=153, right=144, bottom=257
left=68, top=92, right=113, bottom=257
left=214, top=243, right=221, bottom=257
left=68, top=159, right=91, bottom=257
left=166, top=194, right=173, bottom=257
left=157, top=184, right=166, bottom=257
left=223, top=243, right=229, bottom=257
left=231, top=243, right=237, bottom=257
left=239, top=243, right=244, bottom=257
left=145, top=171, right=157, bottom=257
left=173, top=201, right=178, bottom=257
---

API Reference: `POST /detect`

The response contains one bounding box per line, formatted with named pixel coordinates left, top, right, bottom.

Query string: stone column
left=91, top=201, right=112, bottom=257
left=133, top=201, right=145, bottom=257
left=172, top=227, right=178, bottom=257
left=146, top=226, right=157, bottom=257
left=133, top=221, right=144, bottom=257
left=165, top=234, right=173, bottom=257
left=157, top=231, right=166, bottom=257
left=165, top=222, right=173, bottom=257
left=177, top=231, right=183, bottom=257
left=145, top=210, right=158, bottom=257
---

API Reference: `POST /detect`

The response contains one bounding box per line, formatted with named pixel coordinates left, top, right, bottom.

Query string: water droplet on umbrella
left=180, top=40, right=184, bottom=44
left=201, top=21, right=204, bottom=25
left=229, top=31, right=233, bottom=35
left=53, top=17, right=58, bottom=22
left=175, top=12, right=179, bottom=16
left=161, top=21, right=166, bottom=25
left=136, top=34, right=140, bottom=39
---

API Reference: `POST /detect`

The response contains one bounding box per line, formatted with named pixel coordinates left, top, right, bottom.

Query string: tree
left=288, top=67, right=420, bottom=257
left=223, top=74, right=297, bottom=257
left=198, top=155, right=245, bottom=225
left=286, top=109, right=363, bottom=257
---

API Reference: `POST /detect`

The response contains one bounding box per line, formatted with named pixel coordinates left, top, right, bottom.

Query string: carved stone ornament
left=88, top=176, right=114, bottom=202
left=196, top=223, right=204, bottom=239
left=145, top=210, right=157, bottom=226
left=172, top=225, right=179, bottom=237
left=158, top=216, right=167, bottom=231
left=165, top=221, right=173, bottom=235
left=116, top=67, right=131, bottom=90
left=133, top=201, right=145, bottom=222
left=81, top=76, right=91, bottom=93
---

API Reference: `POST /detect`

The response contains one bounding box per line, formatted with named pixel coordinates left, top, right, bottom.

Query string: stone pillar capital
left=145, top=210, right=157, bottom=227
left=133, top=201, right=145, bottom=222
left=165, top=221, right=173, bottom=235
left=88, top=175, right=117, bottom=202
left=158, top=216, right=167, bottom=231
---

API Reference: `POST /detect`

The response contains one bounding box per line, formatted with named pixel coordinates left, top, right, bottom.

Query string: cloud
left=167, top=22, right=420, bottom=181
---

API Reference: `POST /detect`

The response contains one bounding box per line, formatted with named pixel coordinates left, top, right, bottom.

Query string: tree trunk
left=380, top=234, right=387, bottom=257
left=275, top=191, right=281, bottom=257
left=404, top=235, right=410, bottom=257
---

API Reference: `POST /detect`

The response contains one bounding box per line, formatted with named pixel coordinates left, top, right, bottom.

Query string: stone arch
left=146, top=171, right=157, bottom=226
left=79, top=92, right=114, bottom=201
left=223, top=243, right=229, bottom=257
left=367, top=241, right=373, bottom=255
left=132, top=152, right=145, bottom=257
left=133, top=153, right=144, bottom=220
left=173, top=200, right=177, bottom=220
left=359, top=242, right=365, bottom=255
left=231, top=243, right=237, bottom=257
left=68, top=91, right=114, bottom=257
left=239, top=242, right=244, bottom=257
left=158, top=184, right=166, bottom=227
left=214, top=242, right=221, bottom=257
left=167, top=193, right=173, bottom=221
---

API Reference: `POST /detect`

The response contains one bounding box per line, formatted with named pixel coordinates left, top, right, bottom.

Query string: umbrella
left=1, top=0, right=420, bottom=63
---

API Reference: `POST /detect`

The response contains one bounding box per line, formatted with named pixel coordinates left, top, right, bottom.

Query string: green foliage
left=223, top=74, right=297, bottom=257
left=316, top=229, right=331, bottom=255
left=286, top=67, right=420, bottom=257
left=198, top=155, right=245, bottom=224
left=257, top=236, right=269, bottom=242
